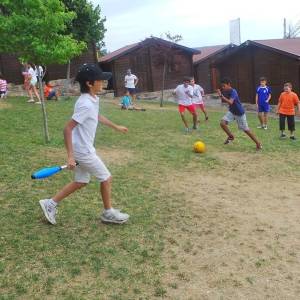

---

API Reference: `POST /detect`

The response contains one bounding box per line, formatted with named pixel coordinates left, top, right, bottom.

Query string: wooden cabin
left=99, top=37, right=200, bottom=96
left=193, top=44, right=236, bottom=93
left=214, top=38, right=300, bottom=104
left=0, top=44, right=97, bottom=84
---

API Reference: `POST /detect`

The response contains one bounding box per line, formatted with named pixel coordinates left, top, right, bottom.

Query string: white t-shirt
left=174, top=84, right=194, bottom=106
left=125, top=74, right=137, bottom=88
left=192, top=84, right=204, bottom=104
left=72, top=93, right=100, bottom=154
left=28, top=67, right=37, bottom=83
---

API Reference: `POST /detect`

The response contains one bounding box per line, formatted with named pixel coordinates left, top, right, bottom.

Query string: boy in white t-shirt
left=173, top=77, right=198, bottom=132
left=39, top=63, right=130, bottom=225
left=190, top=78, right=208, bottom=121
left=124, top=69, right=138, bottom=102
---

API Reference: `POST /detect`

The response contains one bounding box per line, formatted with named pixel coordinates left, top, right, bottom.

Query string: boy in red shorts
left=173, top=77, right=197, bottom=132
left=191, top=78, right=208, bottom=121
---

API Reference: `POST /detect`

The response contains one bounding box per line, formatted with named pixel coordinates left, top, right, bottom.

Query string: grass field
left=1, top=97, right=300, bottom=299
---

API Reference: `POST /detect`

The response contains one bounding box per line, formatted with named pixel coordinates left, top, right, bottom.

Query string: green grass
left=0, top=97, right=299, bottom=299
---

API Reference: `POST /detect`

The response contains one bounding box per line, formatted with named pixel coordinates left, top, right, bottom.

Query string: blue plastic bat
left=31, top=165, right=68, bottom=179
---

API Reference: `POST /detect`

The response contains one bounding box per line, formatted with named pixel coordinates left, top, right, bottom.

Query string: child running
left=217, top=78, right=262, bottom=150
left=39, top=63, right=130, bottom=225
left=256, top=77, right=271, bottom=129
left=0, top=73, right=8, bottom=99
left=190, top=78, right=208, bottom=121
left=276, top=82, right=300, bottom=140
left=173, top=77, right=197, bottom=133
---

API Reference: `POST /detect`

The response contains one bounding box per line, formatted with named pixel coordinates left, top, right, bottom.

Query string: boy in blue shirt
left=120, top=90, right=146, bottom=111
left=217, top=78, right=262, bottom=150
left=256, top=77, right=271, bottom=129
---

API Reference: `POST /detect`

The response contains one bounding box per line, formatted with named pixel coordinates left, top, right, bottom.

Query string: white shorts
left=74, top=152, right=111, bottom=183
left=30, top=79, right=37, bottom=86
left=222, top=111, right=249, bottom=131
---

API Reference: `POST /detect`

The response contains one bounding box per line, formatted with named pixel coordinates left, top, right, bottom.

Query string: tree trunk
left=62, top=60, right=71, bottom=96
left=37, top=71, right=50, bottom=143
left=160, top=58, right=167, bottom=107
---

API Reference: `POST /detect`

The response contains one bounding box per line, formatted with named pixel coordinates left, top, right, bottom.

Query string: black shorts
left=126, top=88, right=136, bottom=95
left=279, top=114, right=295, bottom=131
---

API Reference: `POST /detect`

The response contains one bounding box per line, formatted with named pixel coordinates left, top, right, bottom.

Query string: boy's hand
left=67, top=157, right=77, bottom=170
left=216, top=89, right=222, bottom=97
left=116, top=125, right=128, bottom=133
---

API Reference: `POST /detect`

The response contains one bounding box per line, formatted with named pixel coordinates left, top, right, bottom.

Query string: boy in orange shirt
left=276, top=82, right=300, bottom=140
left=44, top=80, right=60, bottom=101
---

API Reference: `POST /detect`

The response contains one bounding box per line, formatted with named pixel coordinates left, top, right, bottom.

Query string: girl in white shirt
left=27, top=63, right=41, bottom=104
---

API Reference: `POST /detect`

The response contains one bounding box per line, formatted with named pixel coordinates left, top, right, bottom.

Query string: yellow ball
left=193, top=141, right=206, bottom=153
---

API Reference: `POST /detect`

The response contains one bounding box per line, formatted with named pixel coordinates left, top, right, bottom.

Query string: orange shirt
left=278, top=91, right=300, bottom=115
left=44, top=84, right=53, bottom=97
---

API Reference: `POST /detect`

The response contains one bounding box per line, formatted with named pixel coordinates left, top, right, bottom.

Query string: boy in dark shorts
left=217, top=78, right=262, bottom=150
left=276, top=82, right=300, bottom=140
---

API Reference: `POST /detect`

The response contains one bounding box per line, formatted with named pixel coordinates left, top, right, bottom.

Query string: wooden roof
left=193, top=44, right=235, bottom=64
left=99, top=37, right=200, bottom=63
left=248, top=38, right=300, bottom=59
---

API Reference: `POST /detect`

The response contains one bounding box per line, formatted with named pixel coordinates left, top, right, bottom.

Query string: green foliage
left=0, top=0, right=86, bottom=65
left=62, top=0, right=106, bottom=47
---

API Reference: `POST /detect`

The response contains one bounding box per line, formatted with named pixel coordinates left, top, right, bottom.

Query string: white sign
left=230, top=18, right=241, bottom=45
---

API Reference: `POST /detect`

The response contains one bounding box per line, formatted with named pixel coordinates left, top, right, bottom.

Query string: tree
left=160, top=32, right=183, bottom=107
left=62, top=0, right=106, bottom=91
left=284, top=18, right=300, bottom=38
left=0, top=0, right=86, bottom=143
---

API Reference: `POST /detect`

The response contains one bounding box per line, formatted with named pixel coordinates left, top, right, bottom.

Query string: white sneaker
left=35, top=101, right=42, bottom=104
left=263, top=125, right=268, bottom=130
left=257, top=125, right=263, bottom=129
left=100, top=208, right=129, bottom=224
left=27, top=99, right=35, bottom=103
left=39, top=199, right=57, bottom=225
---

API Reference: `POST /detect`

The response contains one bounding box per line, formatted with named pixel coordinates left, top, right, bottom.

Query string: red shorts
left=194, top=103, right=205, bottom=111
left=178, top=104, right=196, bottom=114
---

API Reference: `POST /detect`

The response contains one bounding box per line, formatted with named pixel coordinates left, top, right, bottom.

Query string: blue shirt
left=256, top=86, right=271, bottom=105
left=121, top=95, right=132, bottom=107
left=222, top=88, right=245, bottom=116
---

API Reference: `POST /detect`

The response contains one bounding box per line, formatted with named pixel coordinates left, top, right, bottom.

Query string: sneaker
left=290, top=136, right=296, bottom=140
left=280, top=133, right=287, bottom=139
left=35, top=101, right=42, bottom=104
left=224, top=136, right=234, bottom=145
left=256, top=143, right=263, bottom=151
left=263, top=125, right=268, bottom=130
left=205, top=116, right=209, bottom=121
left=257, top=125, right=263, bottom=129
left=100, top=208, right=129, bottom=224
left=39, top=199, right=57, bottom=225
left=192, top=125, right=198, bottom=130
left=184, top=128, right=190, bottom=134
left=27, top=99, right=35, bottom=103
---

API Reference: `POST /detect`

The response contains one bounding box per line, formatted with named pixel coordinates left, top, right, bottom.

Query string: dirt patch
left=0, top=102, right=12, bottom=110
left=162, top=151, right=300, bottom=299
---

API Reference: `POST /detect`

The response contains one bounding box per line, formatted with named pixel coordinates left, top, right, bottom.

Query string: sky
left=91, top=0, right=300, bottom=51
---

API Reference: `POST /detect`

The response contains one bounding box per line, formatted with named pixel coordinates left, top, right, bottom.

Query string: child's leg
left=258, top=112, right=264, bottom=126
left=287, top=115, right=295, bottom=137
left=52, top=182, right=87, bottom=203
left=200, top=104, right=208, bottom=120
left=220, top=120, right=234, bottom=138
left=180, top=112, right=189, bottom=128
left=264, top=112, right=268, bottom=126
left=279, top=114, right=286, bottom=134
left=33, top=86, right=41, bottom=101
left=100, top=177, right=112, bottom=209
left=244, top=129, right=261, bottom=147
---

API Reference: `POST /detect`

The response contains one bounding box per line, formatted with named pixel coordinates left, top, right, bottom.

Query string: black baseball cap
left=75, top=63, right=112, bottom=82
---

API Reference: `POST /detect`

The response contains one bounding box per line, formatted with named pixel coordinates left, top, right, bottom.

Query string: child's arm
left=267, top=94, right=271, bottom=103
left=276, top=96, right=282, bottom=114
left=63, top=119, right=78, bottom=169
left=217, top=90, right=234, bottom=105
left=255, top=93, right=258, bottom=106
left=99, top=115, right=128, bottom=133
